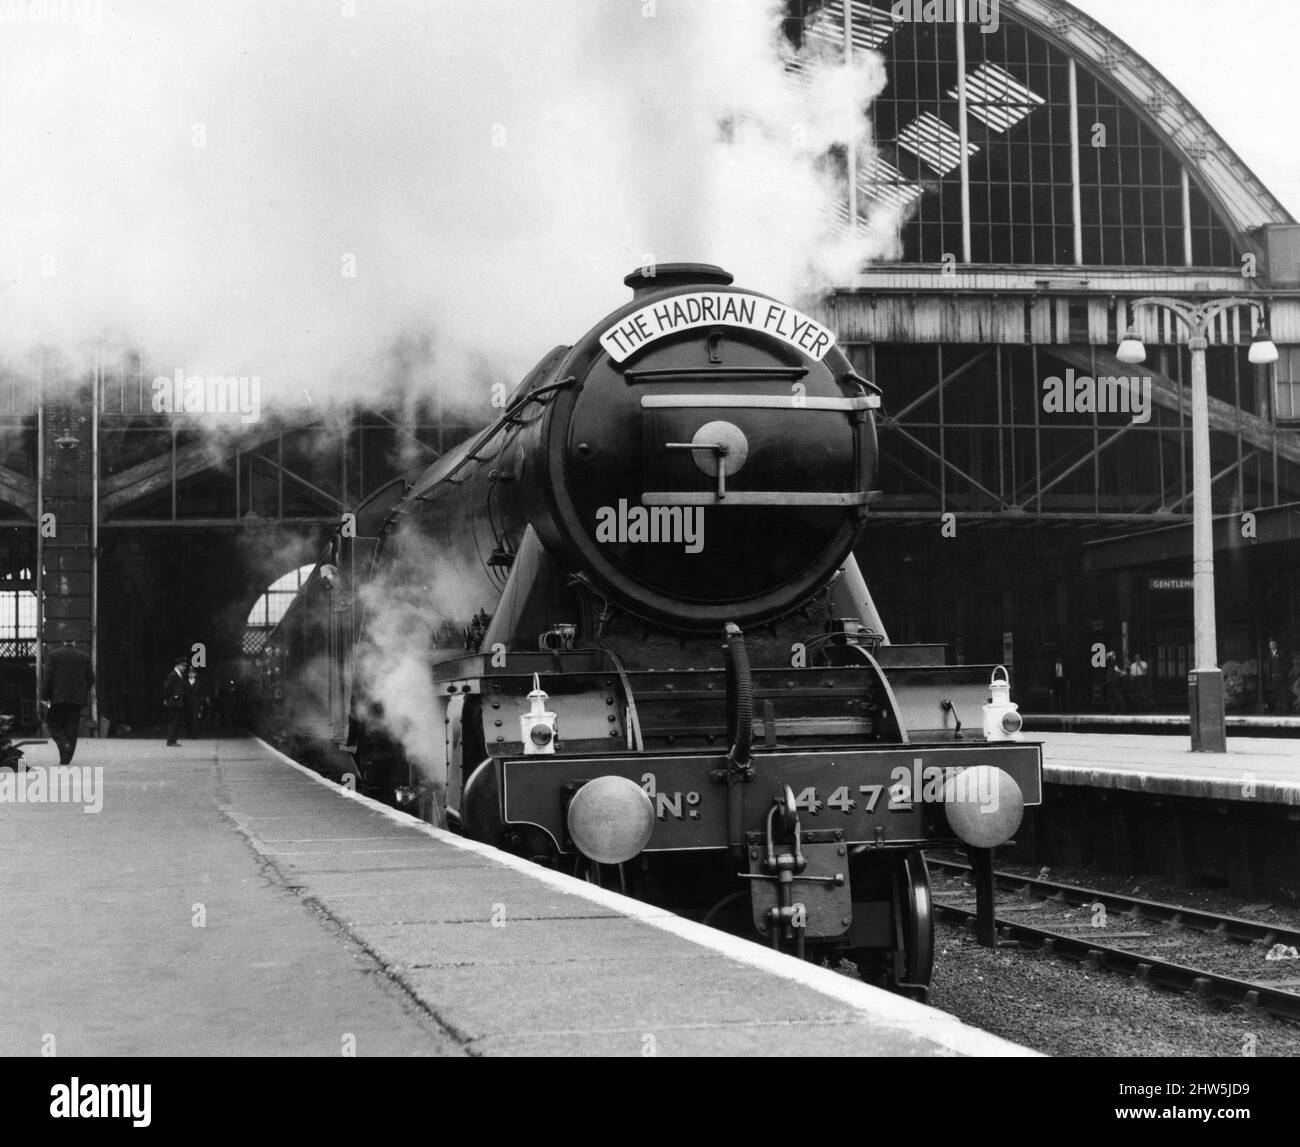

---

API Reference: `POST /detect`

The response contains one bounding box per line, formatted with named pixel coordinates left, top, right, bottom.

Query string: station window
left=0, top=587, right=37, bottom=658
left=1274, top=348, right=1300, bottom=422
left=812, top=7, right=1242, bottom=269
left=243, top=564, right=314, bottom=654
left=1155, top=627, right=1192, bottom=680
left=1028, top=592, right=1057, bottom=645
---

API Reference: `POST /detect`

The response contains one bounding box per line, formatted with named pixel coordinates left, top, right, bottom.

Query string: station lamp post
left=1116, top=298, right=1278, bottom=752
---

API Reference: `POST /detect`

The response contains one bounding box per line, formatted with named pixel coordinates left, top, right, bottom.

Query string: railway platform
left=1025, top=712, right=1300, bottom=739
left=1038, top=730, right=1300, bottom=803
left=1011, top=730, right=1300, bottom=901
left=0, top=735, right=1031, bottom=1058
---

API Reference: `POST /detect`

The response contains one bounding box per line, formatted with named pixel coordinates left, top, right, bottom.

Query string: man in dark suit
left=183, top=668, right=209, bottom=739
left=1263, top=639, right=1290, bottom=714
left=1050, top=656, right=1067, bottom=713
left=163, top=657, right=188, bottom=746
left=40, top=639, right=95, bottom=765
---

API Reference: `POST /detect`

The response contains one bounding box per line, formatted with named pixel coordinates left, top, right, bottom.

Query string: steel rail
left=927, top=857, right=1300, bottom=948
left=932, top=900, right=1300, bottom=1023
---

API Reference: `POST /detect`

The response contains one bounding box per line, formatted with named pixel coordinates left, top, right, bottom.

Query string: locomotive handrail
left=588, top=642, right=645, bottom=753
left=414, top=375, right=576, bottom=503
left=642, top=491, right=874, bottom=506
left=841, top=368, right=884, bottom=398
left=625, top=366, right=809, bottom=382
left=644, top=380, right=878, bottom=507
left=640, top=393, right=880, bottom=411
left=501, top=376, right=576, bottom=422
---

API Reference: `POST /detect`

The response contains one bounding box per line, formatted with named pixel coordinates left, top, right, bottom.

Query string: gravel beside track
left=925, top=859, right=1300, bottom=1056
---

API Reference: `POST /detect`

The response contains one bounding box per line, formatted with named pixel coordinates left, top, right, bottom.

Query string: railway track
left=928, top=857, right=1300, bottom=1023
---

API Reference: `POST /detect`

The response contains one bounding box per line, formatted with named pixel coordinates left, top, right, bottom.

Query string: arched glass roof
left=245, top=564, right=315, bottom=629
left=797, top=0, right=1291, bottom=268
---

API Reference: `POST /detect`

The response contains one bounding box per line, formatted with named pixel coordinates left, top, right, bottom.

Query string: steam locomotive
left=259, top=263, right=1042, bottom=996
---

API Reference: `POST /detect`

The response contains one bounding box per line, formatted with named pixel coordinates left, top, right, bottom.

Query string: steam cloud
left=354, top=530, right=484, bottom=812
left=2, top=0, right=896, bottom=409
left=4, top=1, right=899, bottom=792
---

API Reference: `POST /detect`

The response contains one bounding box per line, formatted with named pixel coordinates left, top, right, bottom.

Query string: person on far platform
left=184, top=667, right=209, bottom=738
left=1262, top=639, right=1291, bottom=715
left=40, top=637, right=95, bottom=765
left=1128, top=652, right=1152, bottom=711
left=1105, top=652, right=1128, bottom=713
left=163, top=657, right=188, bottom=747
left=1050, top=656, right=1067, bottom=713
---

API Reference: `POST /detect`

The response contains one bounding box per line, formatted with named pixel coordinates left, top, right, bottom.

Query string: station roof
left=810, top=0, right=1293, bottom=259
left=1017, top=0, right=1294, bottom=231
left=1083, top=501, right=1300, bottom=570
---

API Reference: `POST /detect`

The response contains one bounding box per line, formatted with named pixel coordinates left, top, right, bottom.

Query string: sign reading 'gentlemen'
left=600, top=292, right=836, bottom=363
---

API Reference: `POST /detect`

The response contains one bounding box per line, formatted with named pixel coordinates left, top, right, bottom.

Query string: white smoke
left=353, top=527, right=483, bottom=805
left=4, top=0, right=900, bottom=784
left=1, top=0, right=896, bottom=412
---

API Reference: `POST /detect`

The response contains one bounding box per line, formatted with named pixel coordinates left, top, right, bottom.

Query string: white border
left=253, top=737, right=1039, bottom=1057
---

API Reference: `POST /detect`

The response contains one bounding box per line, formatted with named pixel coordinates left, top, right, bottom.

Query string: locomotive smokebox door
left=745, top=821, right=853, bottom=942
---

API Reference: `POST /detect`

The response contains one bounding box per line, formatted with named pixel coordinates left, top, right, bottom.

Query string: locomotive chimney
left=623, top=262, right=733, bottom=299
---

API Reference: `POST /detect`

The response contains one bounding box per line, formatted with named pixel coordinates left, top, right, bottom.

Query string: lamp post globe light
left=1116, top=298, right=1278, bottom=753
left=1249, top=324, right=1281, bottom=366
left=1116, top=327, right=1146, bottom=365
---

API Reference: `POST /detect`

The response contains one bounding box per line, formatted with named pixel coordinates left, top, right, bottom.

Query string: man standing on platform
left=184, top=667, right=208, bottom=739
left=40, top=638, right=95, bottom=765
left=1263, top=639, right=1290, bottom=714
left=1050, top=656, right=1067, bottom=713
left=1105, top=651, right=1128, bottom=712
left=163, top=657, right=188, bottom=746
left=1128, top=652, right=1152, bottom=711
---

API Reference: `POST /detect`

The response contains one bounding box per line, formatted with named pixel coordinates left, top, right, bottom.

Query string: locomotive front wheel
left=888, top=850, right=935, bottom=999
left=848, top=850, right=935, bottom=1002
